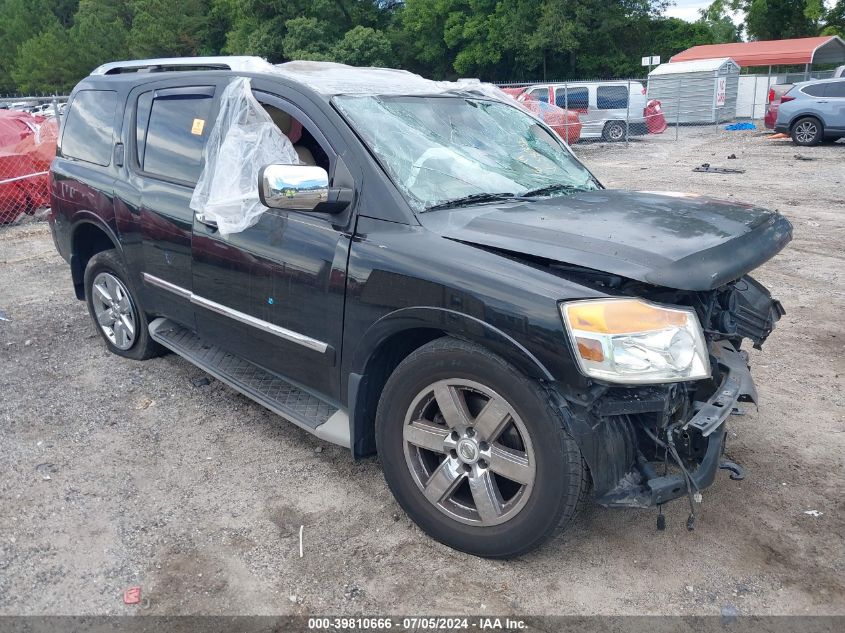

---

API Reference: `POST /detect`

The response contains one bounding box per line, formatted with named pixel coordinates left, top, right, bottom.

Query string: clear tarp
left=189, top=62, right=547, bottom=234
left=190, top=77, right=300, bottom=235
left=271, top=61, right=513, bottom=101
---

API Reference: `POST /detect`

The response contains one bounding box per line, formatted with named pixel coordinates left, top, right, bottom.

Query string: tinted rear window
left=803, top=83, right=826, bottom=97
left=61, top=90, right=118, bottom=166
left=825, top=81, right=845, bottom=98
left=141, top=91, right=214, bottom=183
left=597, top=85, right=628, bottom=110
left=528, top=87, right=548, bottom=103
left=555, top=87, right=589, bottom=110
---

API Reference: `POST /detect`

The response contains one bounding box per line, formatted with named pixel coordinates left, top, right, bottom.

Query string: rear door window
left=825, top=81, right=845, bottom=98
left=555, top=87, right=589, bottom=111
left=596, top=85, right=629, bottom=110
left=803, top=83, right=826, bottom=97
left=61, top=89, right=118, bottom=166
left=138, top=87, right=215, bottom=184
left=527, top=87, right=549, bottom=103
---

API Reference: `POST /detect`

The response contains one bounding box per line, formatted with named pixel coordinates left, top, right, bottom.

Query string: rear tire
left=603, top=121, right=626, bottom=142
left=791, top=116, right=823, bottom=146
left=83, top=249, right=162, bottom=360
left=376, top=337, right=586, bottom=558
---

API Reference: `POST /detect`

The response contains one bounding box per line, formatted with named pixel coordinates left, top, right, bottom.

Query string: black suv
left=49, top=57, right=791, bottom=558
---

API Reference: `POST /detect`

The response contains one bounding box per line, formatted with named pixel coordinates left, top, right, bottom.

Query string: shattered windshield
left=334, top=95, right=599, bottom=211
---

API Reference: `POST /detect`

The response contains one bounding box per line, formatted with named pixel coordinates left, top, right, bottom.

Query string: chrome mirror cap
left=259, top=164, right=329, bottom=211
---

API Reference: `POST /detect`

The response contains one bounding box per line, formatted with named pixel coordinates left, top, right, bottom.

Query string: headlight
left=560, top=298, right=710, bottom=384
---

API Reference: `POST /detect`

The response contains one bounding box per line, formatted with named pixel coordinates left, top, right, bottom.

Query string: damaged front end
left=552, top=273, right=784, bottom=525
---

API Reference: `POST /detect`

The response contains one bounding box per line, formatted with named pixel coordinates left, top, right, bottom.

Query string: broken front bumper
left=594, top=341, right=757, bottom=508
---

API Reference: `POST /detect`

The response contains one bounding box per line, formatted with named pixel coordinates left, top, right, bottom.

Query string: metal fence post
left=625, top=79, right=631, bottom=146
left=675, top=78, right=682, bottom=141
left=564, top=82, right=569, bottom=143
left=751, top=73, right=758, bottom=120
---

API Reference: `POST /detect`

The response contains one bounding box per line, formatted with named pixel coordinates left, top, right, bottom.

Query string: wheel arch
left=788, top=112, right=824, bottom=130
left=347, top=307, right=554, bottom=458
left=69, top=215, right=122, bottom=300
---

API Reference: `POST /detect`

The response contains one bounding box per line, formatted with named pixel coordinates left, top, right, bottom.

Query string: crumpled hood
left=418, top=190, right=793, bottom=291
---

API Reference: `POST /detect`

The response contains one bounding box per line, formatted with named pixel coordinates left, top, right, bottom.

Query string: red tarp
left=0, top=110, right=58, bottom=223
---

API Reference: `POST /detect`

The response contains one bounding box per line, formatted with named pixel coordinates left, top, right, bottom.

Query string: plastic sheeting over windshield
left=190, top=77, right=300, bottom=235
left=335, top=96, right=597, bottom=211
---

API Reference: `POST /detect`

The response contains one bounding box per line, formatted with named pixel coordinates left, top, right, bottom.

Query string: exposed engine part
left=714, top=276, right=785, bottom=348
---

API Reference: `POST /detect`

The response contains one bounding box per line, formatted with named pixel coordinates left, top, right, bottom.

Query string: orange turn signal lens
left=576, top=337, right=604, bottom=362
left=563, top=299, right=688, bottom=334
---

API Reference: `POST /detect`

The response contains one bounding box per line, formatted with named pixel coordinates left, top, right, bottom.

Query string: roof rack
left=90, top=56, right=269, bottom=76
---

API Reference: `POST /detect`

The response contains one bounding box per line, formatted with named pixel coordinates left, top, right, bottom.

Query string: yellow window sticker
left=191, top=118, right=205, bottom=135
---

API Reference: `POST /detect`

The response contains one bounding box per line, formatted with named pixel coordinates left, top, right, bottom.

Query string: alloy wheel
left=607, top=123, right=625, bottom=141
left=91, top=272, right=137, bottom=350
left=402, top=379, right=536, bottom=526
left=795, top=121, right=818, bottom=144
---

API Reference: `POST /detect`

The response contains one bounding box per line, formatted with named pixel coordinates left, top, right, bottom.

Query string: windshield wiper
left=520, top=183, right=590, bottom=198
left=424, top=192, right=525, bottom=211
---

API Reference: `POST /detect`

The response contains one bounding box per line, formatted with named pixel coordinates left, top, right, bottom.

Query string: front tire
left=791, top=116, right=823, bottom=146
left=84, top=249, right=162, bottom=360
left=376, top=338, right=586, bottom=558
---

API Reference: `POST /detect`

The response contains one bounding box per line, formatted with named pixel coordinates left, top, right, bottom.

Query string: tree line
left=2, top=0, right=843, bottom=95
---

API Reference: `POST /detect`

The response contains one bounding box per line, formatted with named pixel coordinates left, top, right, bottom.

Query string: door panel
left=190, top=89, right=355, bottom=400
left=192, top=210, right=350, bottom=397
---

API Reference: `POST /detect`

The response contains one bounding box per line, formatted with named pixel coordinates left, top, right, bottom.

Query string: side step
left=149, top=318, right=350, bottom=448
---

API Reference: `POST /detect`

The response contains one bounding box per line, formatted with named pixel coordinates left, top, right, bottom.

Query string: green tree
left=0, top=0, right=62, bottom=93
left=332, top=25, right=392, bottom=66
left=128, top=0, right=210, bottom=58
left=698, top=0, right=742, bottom=42
left=282, top=16, right=336, bottom=61
left=10, top=23, right=78, bottom=93
left=69, top=0, right=130, bottom=76
left=823, top=0, right=845, bottom=36
left=394, top=0, right=460, bottom=78
left=731, top=0, right=817, bottom=40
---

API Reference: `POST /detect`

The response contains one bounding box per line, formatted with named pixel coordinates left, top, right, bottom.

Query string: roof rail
left=90, top=56, right=270, bottom=76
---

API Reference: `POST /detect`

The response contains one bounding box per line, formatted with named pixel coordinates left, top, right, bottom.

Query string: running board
left=148, top=318, right=350, bottom=448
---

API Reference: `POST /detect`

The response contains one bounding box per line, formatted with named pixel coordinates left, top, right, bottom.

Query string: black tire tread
left=377, top=336, right=587, bottom=558
left=790, top=116, right=823, bottom=146
left=83, top=249, right=163, bottom=361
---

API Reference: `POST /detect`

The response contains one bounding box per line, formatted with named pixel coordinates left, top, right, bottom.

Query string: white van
left=522, top=81, right=649, bottom=141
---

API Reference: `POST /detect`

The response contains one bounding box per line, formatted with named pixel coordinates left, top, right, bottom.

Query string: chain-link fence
left=495, top=69, right=839, bottom=146
left=0, top=97, right=65, bottom=225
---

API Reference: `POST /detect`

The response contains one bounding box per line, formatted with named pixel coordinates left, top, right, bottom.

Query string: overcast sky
left=664, top=0, right=742, bottom=24
left=664, top=0, right=835, bottom=25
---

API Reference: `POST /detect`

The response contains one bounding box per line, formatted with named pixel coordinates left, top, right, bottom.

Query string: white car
left=520, top=81, right=649, bottom=141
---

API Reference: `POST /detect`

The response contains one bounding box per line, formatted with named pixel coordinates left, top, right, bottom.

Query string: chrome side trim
left=142, top=273, right=329, bottom=354
left=142, top=273, right=192, bottom=300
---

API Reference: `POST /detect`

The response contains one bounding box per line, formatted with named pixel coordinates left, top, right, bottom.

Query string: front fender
left=351, top=306, right=554, bottom=381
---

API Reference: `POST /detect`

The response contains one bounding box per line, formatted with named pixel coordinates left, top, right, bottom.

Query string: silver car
left=774, top=77, right=845, bottom=145
left=523, top=81, right=649, bottom=141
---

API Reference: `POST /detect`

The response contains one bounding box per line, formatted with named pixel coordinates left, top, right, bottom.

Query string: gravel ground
left=0, top=128, right=843, bottom=616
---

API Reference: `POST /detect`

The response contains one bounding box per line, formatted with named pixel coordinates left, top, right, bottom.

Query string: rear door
left=116, top=80, right=225, bottom=327
left=595, top=84, right=629, bottom=130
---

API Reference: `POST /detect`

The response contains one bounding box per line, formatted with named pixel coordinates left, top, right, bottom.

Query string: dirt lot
left=0, top=128, right=843, bottom=616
